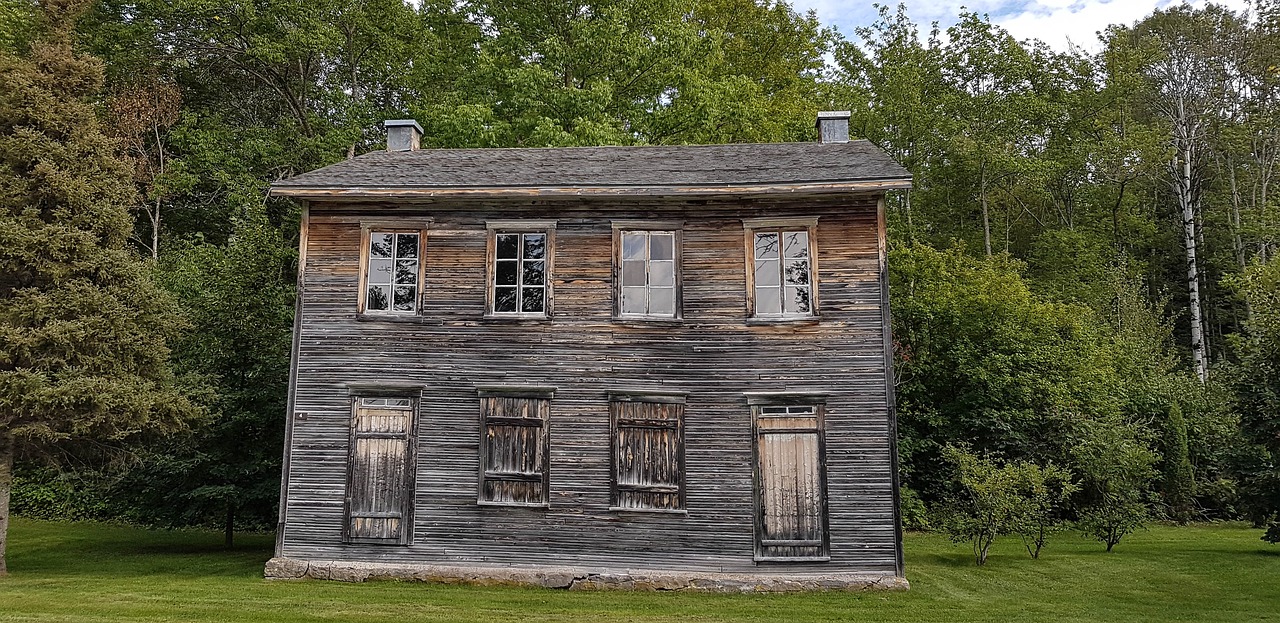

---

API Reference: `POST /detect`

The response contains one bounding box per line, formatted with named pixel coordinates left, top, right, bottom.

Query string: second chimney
left=816, top=111, right=850, bottom=144
left=385, top=119, right=423, bottom=152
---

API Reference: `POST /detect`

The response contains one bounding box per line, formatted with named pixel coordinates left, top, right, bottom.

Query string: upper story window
left=487, top=221, right=555, bottom=317
left=362, top=230, right=423, bottom=314
left=744, top=218, right=818, bottom=319
left=614, top=224, right=682, bottom=319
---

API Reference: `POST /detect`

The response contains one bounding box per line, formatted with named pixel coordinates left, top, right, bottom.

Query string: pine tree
left=0, top=0, right=198, bottom=574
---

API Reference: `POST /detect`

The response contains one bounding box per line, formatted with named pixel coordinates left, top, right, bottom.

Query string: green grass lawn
left=1, top=518, right=1277, bottom=622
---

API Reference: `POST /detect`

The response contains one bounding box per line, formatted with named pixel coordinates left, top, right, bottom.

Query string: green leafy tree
left=0, top=0, right=37, bottom=53
left=939, top=446, right=1075, bottom=565
left=1016, top=461, right=1078, bottom=559
left=890, top=244, right=1124, bottom=500
left=1232, top=256, right=1280, bottom=542
left=1073, top=420, right=1157, bottom=551
left=0, top=0, right=198, bottom=574
left=116, top=211, right=294, bottom=547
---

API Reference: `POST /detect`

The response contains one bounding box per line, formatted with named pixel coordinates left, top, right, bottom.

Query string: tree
left=0, top=0, right=198, bottom=574
left=107, top=77, right=184, bottom=260
left=0, top=0, right=37, bottom=53
left=889, top=244, right=1133, bottom=501
left=1232, top=255, right=1280, bottom=542
left=1016, top=461, right=1078, bottom=559
left=1073, top=420, right=1157, bottom=551
left=1128, top=5, right=1249, bottom=382
left=938, top=446, right=1076, bottom=565
left=114, top=212, right=293, bottom=547
left=1160, top=402, right=1196, bottom=523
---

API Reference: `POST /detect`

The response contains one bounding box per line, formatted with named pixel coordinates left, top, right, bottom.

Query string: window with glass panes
left=618, top=231, right=678, bottom=317
left=751, top=229, right=814, bottom=317
left=492, top=232, right=548, bottom=314
left=364, top=232, right=420, bottom=313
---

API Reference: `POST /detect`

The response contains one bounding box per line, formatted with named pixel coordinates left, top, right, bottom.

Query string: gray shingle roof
left=271, top=141, right=911, bottom=197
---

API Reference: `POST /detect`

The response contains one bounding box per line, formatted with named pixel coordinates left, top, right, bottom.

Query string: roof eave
left=269, top=179, right=914, bottom=200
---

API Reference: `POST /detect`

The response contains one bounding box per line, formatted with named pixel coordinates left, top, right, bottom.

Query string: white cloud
left=996, top=0, right=1251, bottom=51
left=791, top=0, right=1253, bottom=51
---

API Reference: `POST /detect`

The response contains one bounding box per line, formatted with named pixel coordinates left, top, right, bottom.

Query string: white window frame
left=742, top=217, right=819, bottom=320
left=357, top=222, right=428, bottom=316
left=486, top=220, right=556, bottom=318
left=612, top=221, right=683, bottom=320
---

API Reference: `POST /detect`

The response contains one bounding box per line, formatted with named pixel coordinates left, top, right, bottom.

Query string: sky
left=788, top=0, right=1251, bottom=51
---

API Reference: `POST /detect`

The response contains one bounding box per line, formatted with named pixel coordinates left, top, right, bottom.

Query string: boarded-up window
left=752, top=404, right=829, bottom=560
left=610, top=396, right=685, bottom=511
left=344, top=397, right=416, bottom=544
left=479, top=394, right=550, bottom=506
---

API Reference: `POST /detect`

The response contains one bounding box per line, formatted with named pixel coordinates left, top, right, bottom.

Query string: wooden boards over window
left=609, top=393, right=686, bottom=512
left=344, top=397, right=416, bottom=544
left=477, top=387, right=554, bottom=507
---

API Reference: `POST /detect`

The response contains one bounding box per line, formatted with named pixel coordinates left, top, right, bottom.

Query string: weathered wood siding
left=280, top=194, right=900, bottom=575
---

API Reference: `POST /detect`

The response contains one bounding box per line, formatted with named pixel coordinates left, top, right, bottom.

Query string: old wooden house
left=264, top=112, right=912, bottom=591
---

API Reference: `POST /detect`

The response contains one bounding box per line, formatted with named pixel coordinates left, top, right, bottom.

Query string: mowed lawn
left=1, top=518, right=1277, bottom=623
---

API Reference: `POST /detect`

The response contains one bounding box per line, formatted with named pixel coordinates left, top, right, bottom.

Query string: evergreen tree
left=0, top=0, right=198, bottom=574
left=1161, top=402, right=1196, bottom=523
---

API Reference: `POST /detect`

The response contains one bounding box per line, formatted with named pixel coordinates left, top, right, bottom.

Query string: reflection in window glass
left=366, top=232, right=419, bottom=313
left=618, top=231, right=677, bottom=317
left=752, top=229, right=813, bottom=317
left=493, top=232, right=548, bottom=314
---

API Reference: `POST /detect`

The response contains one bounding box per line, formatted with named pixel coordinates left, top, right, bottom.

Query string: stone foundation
left=264, top=557, right=909, bottom=592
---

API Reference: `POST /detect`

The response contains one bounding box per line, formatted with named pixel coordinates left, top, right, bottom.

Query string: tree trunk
left=1179, top=143, right=1209, bottom=383
left=151, top=199, right=161, bottom=262
left=0, top=434, right=14, bottom=576
left=224, top=504, right=234, bottom=550
left=1228, top=153, right=1246, bottom=270
left=980, top=163, right=992, bottom=257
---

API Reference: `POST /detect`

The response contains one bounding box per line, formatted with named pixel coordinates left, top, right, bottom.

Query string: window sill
left=745, top=317, right=820, bottom=327
left=612, top=316, right=684, bottom=327
left=477, top=500, right=550, bottom=509
left=354, top=313, right=443, bottom=325
left=482, top=314, right=552, bottom=324
left=754, top=556, right=831, bottom=563
left=344, top=538, right=413, bottom=546
left=608, top=507, right=688, bottom=516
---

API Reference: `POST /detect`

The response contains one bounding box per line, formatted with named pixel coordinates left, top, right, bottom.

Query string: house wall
left=278, top=194, right=901, bottom=576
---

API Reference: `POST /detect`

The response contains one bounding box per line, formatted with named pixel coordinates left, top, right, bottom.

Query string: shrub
left=939, top=446, right=1076, bottom=565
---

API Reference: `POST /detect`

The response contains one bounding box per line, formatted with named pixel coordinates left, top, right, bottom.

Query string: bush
left=1073, top=420, right=1157, bottom=551
left=10, top=467, right=116, bottom=522
left=900, top=486, right=931, bottom=531
left=939, top=446, right=1076, bottom=565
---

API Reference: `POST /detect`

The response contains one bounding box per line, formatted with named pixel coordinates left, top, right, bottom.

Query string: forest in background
left=2, top=0, right=1278, bottom=554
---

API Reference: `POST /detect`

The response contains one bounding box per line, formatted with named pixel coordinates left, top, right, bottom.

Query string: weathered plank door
left=753, top=405, right=829, bottom=560
left=344, top=398, right=415, bottom=544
